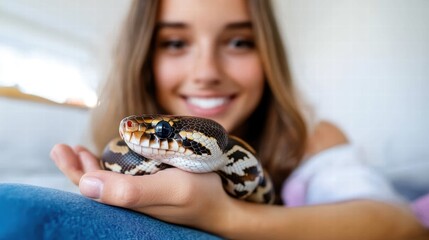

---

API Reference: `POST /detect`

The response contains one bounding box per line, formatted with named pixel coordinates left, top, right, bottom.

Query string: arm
left=220, top=197, right=427, bottom=240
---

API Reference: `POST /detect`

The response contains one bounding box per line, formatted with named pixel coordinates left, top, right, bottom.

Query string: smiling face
left=153, top=0, right=265, bottom=132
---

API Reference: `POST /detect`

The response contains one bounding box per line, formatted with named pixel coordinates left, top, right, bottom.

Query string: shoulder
left=305, top=121, right=348, bottom=158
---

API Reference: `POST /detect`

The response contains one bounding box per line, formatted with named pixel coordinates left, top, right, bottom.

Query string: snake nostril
left=127, top=120, right=133, bottom=128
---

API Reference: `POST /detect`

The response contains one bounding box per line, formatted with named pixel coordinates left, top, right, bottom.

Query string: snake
left=100, top=114, right=275, bottom=204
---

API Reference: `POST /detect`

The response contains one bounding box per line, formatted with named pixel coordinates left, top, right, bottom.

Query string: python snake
left=101, top=115, right=274, bottom=204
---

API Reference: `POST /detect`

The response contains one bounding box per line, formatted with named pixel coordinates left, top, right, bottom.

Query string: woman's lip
left=182, top=95, right=235, bottom=117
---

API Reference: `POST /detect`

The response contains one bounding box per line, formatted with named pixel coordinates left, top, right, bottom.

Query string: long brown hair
left=90, top=0, right=308, bottom=203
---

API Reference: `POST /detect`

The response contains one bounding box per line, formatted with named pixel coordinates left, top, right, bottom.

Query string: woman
left=1, top=0, right=427, bottom=239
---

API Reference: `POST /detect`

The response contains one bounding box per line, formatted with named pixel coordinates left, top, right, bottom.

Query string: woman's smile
left=182, top=95, right=235, bottom=117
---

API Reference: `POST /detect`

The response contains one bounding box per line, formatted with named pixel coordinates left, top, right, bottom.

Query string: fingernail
left=80, top=177, right=103, bottom=199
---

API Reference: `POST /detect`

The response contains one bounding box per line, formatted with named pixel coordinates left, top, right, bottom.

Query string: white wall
left=273, top=0, right=429, bottom=198
left=275, top=1, right=429, bottom=172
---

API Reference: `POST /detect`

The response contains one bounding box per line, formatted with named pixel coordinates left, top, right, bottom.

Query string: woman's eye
left=228, top=38, right=255, bottom=49
left=159, top=40, right=186, bottom=50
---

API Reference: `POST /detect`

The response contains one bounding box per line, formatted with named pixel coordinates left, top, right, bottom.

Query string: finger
left=72, top=145, right=88, bottom=155
left=80, top=151, right=101, bottom=172
left=50, top=144, right=84, bottom=185
left=72, top=145, right=101, bottom=172
left=79, top=169, right=189, bottom=209
left=78, top=150, right=101, bottom=173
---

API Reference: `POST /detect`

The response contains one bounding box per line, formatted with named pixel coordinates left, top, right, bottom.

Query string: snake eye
left=155, top=120, right=172, bottom=139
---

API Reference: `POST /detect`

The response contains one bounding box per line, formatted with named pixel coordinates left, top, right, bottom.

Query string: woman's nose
left=191, top=43, right=221, bottom=86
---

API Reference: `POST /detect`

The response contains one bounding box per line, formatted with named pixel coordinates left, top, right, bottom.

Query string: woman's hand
left=50, top=144, right=101, bottom=185
left=81, top=168, right=233, bottom=231
left=50, top=144, right=234, bottom=232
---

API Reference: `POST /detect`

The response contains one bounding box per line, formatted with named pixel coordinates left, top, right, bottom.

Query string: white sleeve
left=282, top=144, right=404, bottom=206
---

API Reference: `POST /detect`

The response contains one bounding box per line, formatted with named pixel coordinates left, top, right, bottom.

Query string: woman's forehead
left=157, top=0, right=250, bottom=24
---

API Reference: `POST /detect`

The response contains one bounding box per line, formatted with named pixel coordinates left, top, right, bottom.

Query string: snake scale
left=101, top=115, right=275, bottom=204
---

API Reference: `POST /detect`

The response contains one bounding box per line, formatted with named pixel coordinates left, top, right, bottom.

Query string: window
left=0, top=44, right=98, bottom=108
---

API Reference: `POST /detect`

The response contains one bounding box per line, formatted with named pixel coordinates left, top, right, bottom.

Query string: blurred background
left=0, top=0, right=428, bottom=198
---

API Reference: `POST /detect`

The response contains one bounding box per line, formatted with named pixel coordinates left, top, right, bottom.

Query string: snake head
left=118, top=114, right=229, bottom=172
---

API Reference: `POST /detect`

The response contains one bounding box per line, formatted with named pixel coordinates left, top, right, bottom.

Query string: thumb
left=79, top=169, right=184, bottom=208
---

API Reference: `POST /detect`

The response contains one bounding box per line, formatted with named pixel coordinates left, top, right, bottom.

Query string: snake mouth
left=125, top=141, right=222, bottom=173
left=126, top=141, right=194, bottom=158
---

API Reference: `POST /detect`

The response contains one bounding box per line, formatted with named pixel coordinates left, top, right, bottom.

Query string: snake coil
left=101, top=115, right=274, bottom=204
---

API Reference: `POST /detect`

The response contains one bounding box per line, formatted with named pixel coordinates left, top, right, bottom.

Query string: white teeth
left=187, top=97, right=228, bottom=109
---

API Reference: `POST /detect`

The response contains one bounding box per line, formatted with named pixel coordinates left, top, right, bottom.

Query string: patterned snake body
left=101, top=115, right=274, bottom=204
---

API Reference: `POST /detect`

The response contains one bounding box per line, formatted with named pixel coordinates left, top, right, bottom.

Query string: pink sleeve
left=411, top=193, right=429, bottom=228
